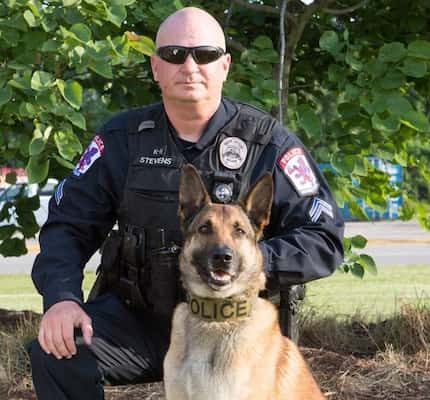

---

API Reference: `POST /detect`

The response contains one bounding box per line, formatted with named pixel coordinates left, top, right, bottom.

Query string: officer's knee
left=28, top=339, right=55, bottom=371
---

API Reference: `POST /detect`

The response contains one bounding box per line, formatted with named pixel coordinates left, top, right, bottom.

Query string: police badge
left=219, top=137, right=248, bottom=170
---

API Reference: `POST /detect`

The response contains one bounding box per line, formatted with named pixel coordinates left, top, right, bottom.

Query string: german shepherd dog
left=164, top=165, right=325, bottom=400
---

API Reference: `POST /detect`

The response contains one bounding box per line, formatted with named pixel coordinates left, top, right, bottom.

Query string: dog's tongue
left=211, top=269, right=231, bottom=282
left=213, top=269, right=229, bottom=277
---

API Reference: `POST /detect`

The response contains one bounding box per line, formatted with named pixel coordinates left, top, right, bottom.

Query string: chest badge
left=219, top=137, right=248, bottom=170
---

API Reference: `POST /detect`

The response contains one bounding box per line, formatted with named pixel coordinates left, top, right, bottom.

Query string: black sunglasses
left=156, top=45, right=225, bottom=65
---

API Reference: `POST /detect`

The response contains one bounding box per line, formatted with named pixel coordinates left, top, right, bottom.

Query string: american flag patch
left=309, top=198, right=334, bottom=222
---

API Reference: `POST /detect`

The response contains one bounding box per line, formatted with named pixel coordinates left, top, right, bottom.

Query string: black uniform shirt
left=32, top=97, right=344, bottom=311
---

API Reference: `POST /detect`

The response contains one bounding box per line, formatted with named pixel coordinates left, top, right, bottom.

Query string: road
left=0, top=220, right=429, bottom=274
left=345, top=220, right=430, bottom=267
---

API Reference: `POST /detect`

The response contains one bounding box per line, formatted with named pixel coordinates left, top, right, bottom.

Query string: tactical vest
left=115, top=102, right=278, bottom=317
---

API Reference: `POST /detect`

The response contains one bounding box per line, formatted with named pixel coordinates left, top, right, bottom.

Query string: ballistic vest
left=118, top=102, right=277, bottom=247
left=116, top=102, right=277, bottom=315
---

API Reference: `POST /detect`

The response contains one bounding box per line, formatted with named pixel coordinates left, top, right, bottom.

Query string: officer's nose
left=210, top=245, right=234, bottom=268
left=181, top=53, right=199, bottom=72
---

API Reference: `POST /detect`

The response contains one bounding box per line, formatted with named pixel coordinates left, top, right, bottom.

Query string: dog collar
left=186, top=293, right=254, bottom=322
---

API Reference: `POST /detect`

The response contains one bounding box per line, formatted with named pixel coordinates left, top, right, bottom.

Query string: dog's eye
left=198, top=224, right=211, bottom=234
left=234, top=226, right=246, bottom=236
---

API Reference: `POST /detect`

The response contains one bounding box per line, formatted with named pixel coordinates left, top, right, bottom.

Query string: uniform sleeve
left=258, top=129, right=344, bottom=286
left=31, top=122, right=128, bottom=312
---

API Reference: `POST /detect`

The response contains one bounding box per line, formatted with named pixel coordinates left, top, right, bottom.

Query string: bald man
left=28, top=7, right=344, bottom=400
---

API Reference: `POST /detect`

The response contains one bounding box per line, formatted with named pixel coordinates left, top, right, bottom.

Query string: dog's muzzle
left=195, top=245, right=239, bottom=289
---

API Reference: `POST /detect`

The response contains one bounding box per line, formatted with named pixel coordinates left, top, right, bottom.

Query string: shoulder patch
left=309, top=197, right=334, bottom=222
left=73, top=135, right=104, bottom=177
left=278, top=147, right=319, bottom=196
left=55, top=179, right=66, bottom=206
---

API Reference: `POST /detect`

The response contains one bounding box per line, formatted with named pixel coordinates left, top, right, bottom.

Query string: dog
left=163, top=164, right=325, bottom=400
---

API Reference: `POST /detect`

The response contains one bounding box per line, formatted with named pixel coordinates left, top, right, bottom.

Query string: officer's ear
left=240, top=173, right=273, bottom=239
left=178, top=164, right=211, bottom=232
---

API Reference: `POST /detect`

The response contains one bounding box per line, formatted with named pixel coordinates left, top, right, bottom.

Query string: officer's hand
left=37, top=300, right=93, bottom=360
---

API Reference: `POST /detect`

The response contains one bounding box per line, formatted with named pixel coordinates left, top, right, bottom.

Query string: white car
left=0, top=179, right=58, bottom=227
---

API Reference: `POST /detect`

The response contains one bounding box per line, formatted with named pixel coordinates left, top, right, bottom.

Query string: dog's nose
left=210, top=245, right=234, bottom=266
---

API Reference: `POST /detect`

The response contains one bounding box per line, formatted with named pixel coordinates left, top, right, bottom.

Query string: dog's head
left=178, top=164, right=273, bottom=299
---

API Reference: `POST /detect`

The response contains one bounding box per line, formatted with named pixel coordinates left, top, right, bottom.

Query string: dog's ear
left=178, top=164, right=211, bottom=231
left=241, top=173, right=273, bottom=238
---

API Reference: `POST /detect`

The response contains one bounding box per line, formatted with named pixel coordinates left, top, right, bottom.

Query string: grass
left=0, top=273, right=96, bottom=312
left=0, top=265, right=429, bottom=317
left=1, top=266, right=430, bottom=399
left=304, top=264, right=430, bottom=320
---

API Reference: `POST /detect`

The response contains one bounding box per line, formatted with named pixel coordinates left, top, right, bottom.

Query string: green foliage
left=223, top=35, right=278, bottom=110
left=0, top=0, right=429, bottom=270
left=0, top=0, right=159, bottom=254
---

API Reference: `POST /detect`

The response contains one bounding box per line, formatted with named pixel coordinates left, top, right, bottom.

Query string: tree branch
left=226, top=38, right=246, bottom=53
left=278, top=0, right=288, bottom=123
left=322, top=0, right=367, bottom=15
left=231, top=0, right=278, bottom=15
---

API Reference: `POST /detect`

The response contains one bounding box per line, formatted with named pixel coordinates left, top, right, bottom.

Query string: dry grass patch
left=0, top=304, right=429, bottom=400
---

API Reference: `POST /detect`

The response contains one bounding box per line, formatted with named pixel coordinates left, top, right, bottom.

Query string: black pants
left=28, top=293, right=171, bottom=400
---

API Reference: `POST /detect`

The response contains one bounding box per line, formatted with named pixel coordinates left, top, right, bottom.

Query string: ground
left=1, top=308, right=429, bottom=400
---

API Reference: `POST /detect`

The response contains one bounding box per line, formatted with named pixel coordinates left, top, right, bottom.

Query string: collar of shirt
left=168, top=97, right=238, bottom=155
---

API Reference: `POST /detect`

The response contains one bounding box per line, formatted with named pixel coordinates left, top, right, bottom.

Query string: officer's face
left=151, top=11, right=231, bottom=105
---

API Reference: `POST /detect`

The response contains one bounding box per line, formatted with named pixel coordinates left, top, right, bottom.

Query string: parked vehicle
left=0, top=179, right=58, bottom=227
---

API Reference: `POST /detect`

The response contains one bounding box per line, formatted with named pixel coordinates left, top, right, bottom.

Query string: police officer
left=28, top=7, right=344, bottom=400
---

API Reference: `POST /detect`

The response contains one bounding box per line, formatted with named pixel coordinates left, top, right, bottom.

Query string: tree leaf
left=111, top=0, right=136, bottom=4
left=378, top=42, right=406, bottom=63
left=297, top=104, right=322, bottom=139
left=371, top=113, right=400, bottom=133
left=53, top=154, right=76, bottom=169
left=359, top=254, right=377, bottom=275
left=400, top=110, right=430, bottom=132
left=31, top=71, right=53, bottom=91
left=378, top=70, right=404, bottom=89
left=63, top=0, right=80, bottom=6
left=0, top=226, right=17, bottom=241
left=26, top=156, right=49, bottom=183
left=331, top=154, right=355, bottom=175
left=253, top=36, right=274, bottom=50
left=29, top=137, right=46, bottom=156
left=0, top=85, right=12, bottom=107
left=351, top=263, right=365, bottom=279
left=365, top=59, right=387, bottom=78
left=0, top=238, right=27, bottom=257
left=338, top=102, right=361, bottom=118
left=65, top=110, right=86, bottom=130
left=88, top=60, right=113, bottom=79
left=70, top=23, right=92, bottom=43
left=385, top=94, right=413, bottom=117
left=105, top=5, right=127, bottom=27
left=5, top=172, right=17, bottom=185
left=126, top=32, right=155, bottom=55
left=57, top=79, right=83, bottom=109
left=319, top=31, right=342, bottom=55
left=54, top=129, right=83, bottom=161
left=408, top=40, right=430, bottom=60
left=23, top=10, right=37, bottom=27
left=401, top=58, right=427, bottom=78
left=41, top=39, right=61, bottom=52
left=351, top=235, right=367, bottom=249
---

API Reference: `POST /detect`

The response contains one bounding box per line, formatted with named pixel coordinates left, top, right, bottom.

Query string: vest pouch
left=87, top=230, right=122, bottom=301
left=126, top=165, right=181, bottom=230
left=115, top=227, right=147, bottom=309
left=147, top=245, right=181, bottom=318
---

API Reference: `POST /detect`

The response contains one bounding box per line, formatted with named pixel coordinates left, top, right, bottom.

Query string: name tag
left=134, top=156, right=178, bottom=168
